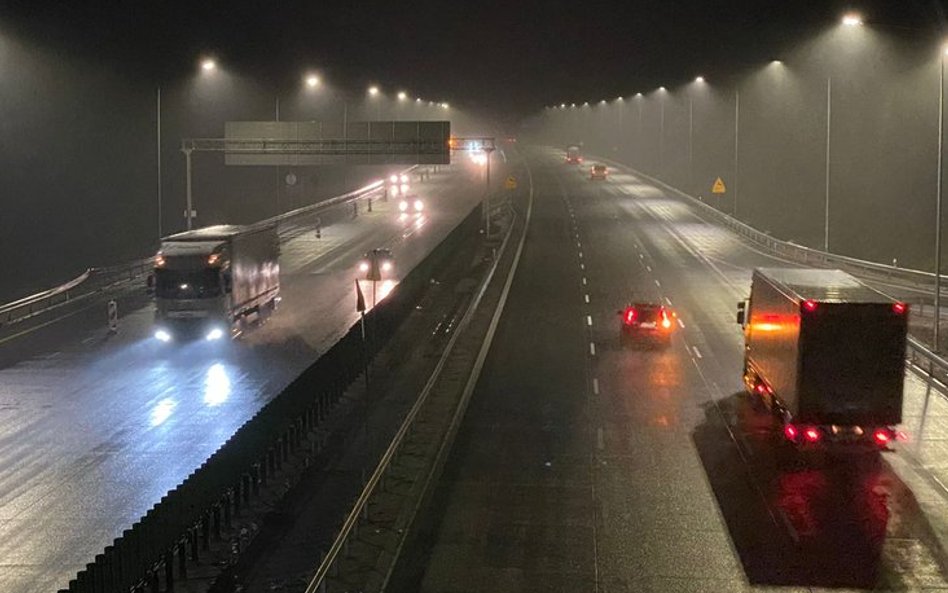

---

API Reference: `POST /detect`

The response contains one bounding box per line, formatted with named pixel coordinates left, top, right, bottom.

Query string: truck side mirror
left=736, top=301, right=746, bottom=326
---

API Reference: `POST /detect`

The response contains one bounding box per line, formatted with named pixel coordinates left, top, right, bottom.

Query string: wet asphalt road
left=398, top=148, right=948, bottom=593
left=0, top=163, right=491, bottom=593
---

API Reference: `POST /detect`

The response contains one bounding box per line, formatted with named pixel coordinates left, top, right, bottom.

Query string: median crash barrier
left=58, top=204, right=481, bottom=593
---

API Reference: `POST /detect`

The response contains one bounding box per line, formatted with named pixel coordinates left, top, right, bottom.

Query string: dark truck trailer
left=737, top=268, right=908, bottom=448
left=151, top=224, right=280, bottom=342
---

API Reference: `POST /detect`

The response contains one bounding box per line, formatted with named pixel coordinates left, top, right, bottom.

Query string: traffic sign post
left=712, top=177, right=727, bottom=194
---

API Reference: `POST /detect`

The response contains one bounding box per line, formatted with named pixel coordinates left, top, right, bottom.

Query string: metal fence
left=600, top=157, right=948, bottom=394
left=57, top=203, right=482, bottom=593
left=0, top=168, right=419, bottom=332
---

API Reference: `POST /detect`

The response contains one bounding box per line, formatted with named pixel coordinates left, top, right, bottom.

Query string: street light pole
left=659, top=96, right=665, bottom=175
left=157, top=87, right=162, bottom=240
left=734, top=90, right=740, bottom=217
left=184, top=147, right=194, bottom=230
left=935, top=56, right=945, bottom=349
left=824, top=76, right=832, bottom=252
left=688, top=97, right=694, bottom=192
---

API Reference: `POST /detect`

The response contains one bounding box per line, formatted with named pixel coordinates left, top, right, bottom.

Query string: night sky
left=2, top=0, right=944, bottom=121
left=1, top=0, right=948, bottom=300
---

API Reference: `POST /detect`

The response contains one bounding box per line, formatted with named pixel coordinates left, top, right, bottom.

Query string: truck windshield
left=155, top=268, right=222, bottom=299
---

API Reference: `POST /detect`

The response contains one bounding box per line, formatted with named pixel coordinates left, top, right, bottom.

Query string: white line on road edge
left=692, top=346, right=703, bottom=359
left=584, top=294, right=590, bottom=303
left=592, top=377, right=600, bottom=394
left=587, top=315, right=593, bottom=326
left=590, top=342, right=596, bottom=356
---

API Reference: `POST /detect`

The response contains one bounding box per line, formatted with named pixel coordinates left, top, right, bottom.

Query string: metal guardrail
left=303, top=188, right=518, bottom=593
left=0, top=167, right=421, bottom=331
left=595, top=156, right=948, bottom=389
left=57, top=202, right=483, bottom=593
left=596, top=156, right=948, bottom=294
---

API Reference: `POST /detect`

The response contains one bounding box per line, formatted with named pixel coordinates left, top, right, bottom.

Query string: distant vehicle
left=565, top=145, right=583, bottom=164
left=618, top=303, right=674, bottom=347
left=398, top=196, right=424, bottom=214
left=737, top=268, right=908, bottom=448
left=150, top=225, right=280, bottom=342
left=359, top=248, right=395, bottom=280
left=590, top=164, right=608, bottom=180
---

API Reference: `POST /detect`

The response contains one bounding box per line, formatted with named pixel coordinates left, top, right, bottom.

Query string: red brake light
left=873, top=429, right=891, bottom=445
left=803, top=426, right=821, bottom=442
left=802, top=300, right=818, bottom=313
left=893, top=302, right=907, bottom=315
left=784, top=424, right=799, bottom=441
left=625, top=308, right=637, bottom=324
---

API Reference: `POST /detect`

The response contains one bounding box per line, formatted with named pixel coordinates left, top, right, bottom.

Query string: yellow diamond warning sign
left=505, top=176, right=518, bottom=190
left=712, top=177, right=727, bottom=194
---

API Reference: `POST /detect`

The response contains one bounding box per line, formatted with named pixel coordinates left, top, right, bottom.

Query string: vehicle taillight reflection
left=803, top=426, right=821, bottom=442
left=624, top=308, right=636, bottom=324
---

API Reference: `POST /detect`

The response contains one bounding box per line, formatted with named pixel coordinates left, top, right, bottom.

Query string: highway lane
left=0, top=163, right=492, bottom=593
left=398, top=148, right=948, bottom=592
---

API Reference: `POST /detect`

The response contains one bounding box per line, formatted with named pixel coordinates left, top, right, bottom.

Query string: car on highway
left=359, top=248, right=395, bottom=280
left=398, top=196, right=424, bottom=214
left=618, top=303, right=674, bottom=347
left=565, top=145, right=583, bottom=164
left=589, top=164, right=608, bottom=180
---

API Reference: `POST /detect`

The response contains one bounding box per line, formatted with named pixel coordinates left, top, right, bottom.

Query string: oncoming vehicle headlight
left=206, top=327, right=225, bottom=341
left=154, top=329, right=172, bottom=342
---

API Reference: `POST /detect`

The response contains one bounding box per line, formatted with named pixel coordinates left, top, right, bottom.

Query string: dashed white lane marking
left=639, top=253, right=644, bottom=259
left=577, top=242, right=582, bottom=248
left=81, top=337, right=96, bottom=345
left=586, top=315, right=593, bottom=326
left=579, top=251, right=584, bottom=259
left=646, top=265, right=652, bottom=272
left=654, top=280, right=661, bottom=287
left=664, top=297, right=673, bottom=306
left=590, top=342, right=597, bottom=356
left=593, top=378, right=600, bottom=394
left=597, top=427, right=605, bottom=450
left=584, top=294, right=590, bottom=303
left=580, top=263, right=585, bottom=270
left=677, top=318, right=686, bottom=329
left=582, top=277, right=587, bottom=285
left=692, top=346, right=703, bottom=359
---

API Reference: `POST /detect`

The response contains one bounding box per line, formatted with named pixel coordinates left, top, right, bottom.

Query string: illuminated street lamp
left=397, top=91, right=408, bottom=101
left=200, top=58, right=217, bottom=72
left=305, top=74, right=320, bottom=88
left=368, top=85, right=380, bottom=96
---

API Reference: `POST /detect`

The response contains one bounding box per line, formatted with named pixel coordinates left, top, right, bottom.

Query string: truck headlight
left=206, top=328, right=225, bottom=341
left=155, top=329, right=172, bottom=342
